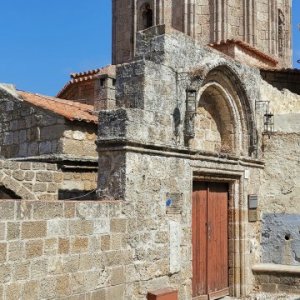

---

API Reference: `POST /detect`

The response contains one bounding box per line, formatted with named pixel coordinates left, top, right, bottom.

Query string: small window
left=139, top=3, right=153, bottom=31
left=100, top=78, right=105, bottom=87
left=143, top=4, right=153, bottom=29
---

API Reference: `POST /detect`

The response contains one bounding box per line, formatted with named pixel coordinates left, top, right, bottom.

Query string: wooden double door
left=192, top=182, right=229, bottom=300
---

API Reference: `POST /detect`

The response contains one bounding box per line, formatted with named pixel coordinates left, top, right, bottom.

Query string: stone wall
left=100, top=28, right=300, bottom=298
left=60, top=171, right=98, bottom=200
left=0, top=199, right=132, bottom=300
left=0, top=161, right=62, bottom=201
left=0, top=98, right=63, bottom=158
left=254, top=270, right=300, bottom=294
left=0, top=95, right=97, bottom=159
left=61, top=123, right=97, bottom=158
left=99, top=28, right=268, bottom=298
left=0, top=160, right=97, bottom=201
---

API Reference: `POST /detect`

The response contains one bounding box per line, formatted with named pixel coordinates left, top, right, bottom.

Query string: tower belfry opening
left=141, top=3, right=153, bottom=30
left=112, top=0, right=292, bottom=67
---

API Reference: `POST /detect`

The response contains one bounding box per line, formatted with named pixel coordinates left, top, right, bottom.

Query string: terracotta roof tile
left=209, top=39, right=279, bottom=66
left=57, top=65, right=116, bottom=98
left=18, top=91, right=98, bottom=124
left=70, top=65, right=116, bottom=79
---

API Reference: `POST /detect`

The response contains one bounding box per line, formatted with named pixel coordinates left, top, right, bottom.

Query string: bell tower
left=112, top=0, right=292, bottom=67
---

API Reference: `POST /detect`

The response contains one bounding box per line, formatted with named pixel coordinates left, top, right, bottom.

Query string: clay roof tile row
left=18, top=91, right=98, bottom=124
left=209, top=39, right=279, bottom=65
left=57, top=65, right=116, bottom=98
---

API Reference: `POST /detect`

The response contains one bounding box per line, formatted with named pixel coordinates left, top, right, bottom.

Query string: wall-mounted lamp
left=264, top=112, right=274, bottom=135
left=255, top=100, right=274, bottom=137
left=184, top=89, right=197, bottom=142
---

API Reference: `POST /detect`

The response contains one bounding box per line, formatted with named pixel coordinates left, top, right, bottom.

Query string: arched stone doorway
left=189, top=65, right=256, bottom=157
left=0, top=170, right=37, bottom=200
left=189, top=65, right=257, bottom=298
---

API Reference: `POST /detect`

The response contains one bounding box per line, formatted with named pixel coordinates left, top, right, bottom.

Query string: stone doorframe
left=192, top=167, right=247, bottom=298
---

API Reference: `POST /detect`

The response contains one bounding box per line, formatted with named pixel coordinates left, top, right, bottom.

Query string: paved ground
left=223, top=293, right=300, bottom=300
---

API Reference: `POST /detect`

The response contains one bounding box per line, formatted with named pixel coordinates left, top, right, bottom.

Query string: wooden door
left=192, top=182, right=229, bottom=300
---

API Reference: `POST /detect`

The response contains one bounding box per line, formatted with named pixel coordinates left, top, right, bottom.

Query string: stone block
left=47, top=183, right=58, bottom=193
left=38, top=194, right=57, bottom=201
left=8, top=241, right=24, bottom=261
left=64, top=202, right=76, bottom=218
left=59, top=238, right=70, bottom=254
left=5, top=282, right=22, bottom=300
left=70, top=272, right=85, bottom=294
left=110, top=234, right=123, bottom=250
left=0, top=222, right=5, bottom=240
left=25, top=240, right=43, bottom=258
left=111, top=266, right=125, bottom=286
left=91, top=289, right=106, bottom=300
left=48, top=256, right=63, bottom=275
left=13, top=261, right=30, bottom=280
left=7, top=222, right=20, bottom=240
left=101, top=235, right=111, bottom=251
left=44, top=238, right=58, bottom=255
left=0, top=201, right=15, bottom=220
left=23, top=280, right=39, bottom=300
left=106, top=284, right=125, bottom=300
left=33, top=183, right=47, bottom=192
left=31, top=259, right=48, bottom=279
left=24, top=171, right=35, bottom=181
left=0, top=264, right=11, bottom=283
left=39, top=141, right=52, bottom=154
left=21, top=221, right=47, bottom=239
left=69, top=220, right=94, bottom=235
left=40, top=277, right=57, bottom=299
left=12, top=170, right=25, bottom=181
left=94, top=219, right=110, bottom=234
left=71, top=237, right=89, bottom=253
left=0, top=243, right=7, bottom=263
left=16, top=201, right=33, bottom=220
left=56, top=274, right=71, bottom=297
left=36, top=171, right=52, bottom=182
left=44, top=202, right=63, bottom=218
left=47, top=219, right=68, bottom=236
left=111, top=218, right=127, bottom=233
left=46, top=163, right=57, bottom=171
left=20, top=162, right=31, bottom=170
left=54, top=172, right=64, bottom=183
left=62, top=255, right=80, bottom=273
left=31, top=201, right=47, bottom=219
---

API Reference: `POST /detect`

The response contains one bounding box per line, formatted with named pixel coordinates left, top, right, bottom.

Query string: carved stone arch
left=0, top=171, right=37, bottom=200
left=137, top=0, right=154, bottom=31
left=189, top=64, right=257, bottom=157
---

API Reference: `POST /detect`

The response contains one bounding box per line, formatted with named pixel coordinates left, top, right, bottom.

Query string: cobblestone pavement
left=223, top=293, right=300, bottom=300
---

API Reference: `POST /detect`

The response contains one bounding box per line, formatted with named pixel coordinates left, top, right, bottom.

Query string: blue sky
left=0, top=0, right=299, bottom=96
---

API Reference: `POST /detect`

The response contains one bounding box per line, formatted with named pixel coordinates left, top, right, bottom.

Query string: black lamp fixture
left=264, top=111, right=274, bottom=134
left=255, top=100, right=274, bottom=137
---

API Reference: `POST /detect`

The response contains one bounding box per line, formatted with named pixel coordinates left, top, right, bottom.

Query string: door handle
left=208, top=223, right=211, bottom=240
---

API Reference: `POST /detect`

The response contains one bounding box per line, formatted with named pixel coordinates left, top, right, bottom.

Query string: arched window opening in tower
left=142, top=4, right=153, bottom=30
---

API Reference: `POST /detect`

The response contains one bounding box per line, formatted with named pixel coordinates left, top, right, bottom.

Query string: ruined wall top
left=112, top=0, right=292, bottom=68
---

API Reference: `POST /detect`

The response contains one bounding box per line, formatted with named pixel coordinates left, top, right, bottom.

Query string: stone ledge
left=252, top=263, right=300, bottom=275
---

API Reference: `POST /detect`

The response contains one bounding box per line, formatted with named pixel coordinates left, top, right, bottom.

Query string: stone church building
left=0, top=1, right=299, bottom=299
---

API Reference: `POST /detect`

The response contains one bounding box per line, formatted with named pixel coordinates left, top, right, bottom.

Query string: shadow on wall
left=58, top=189, right=97, bottom=201
left=0, top=186, right=21, bottom=199
left=261, top=213, right=300, bottom=265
